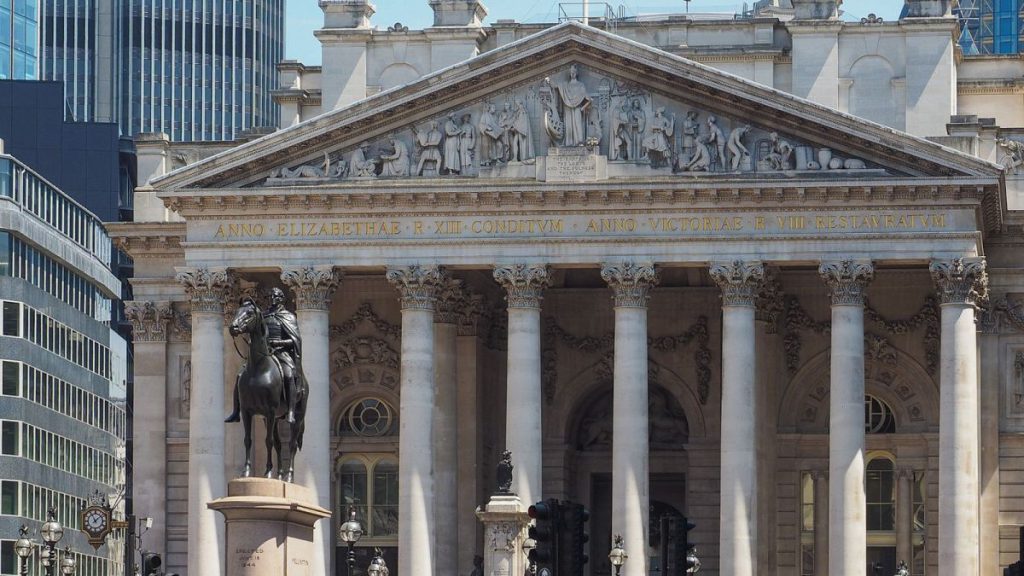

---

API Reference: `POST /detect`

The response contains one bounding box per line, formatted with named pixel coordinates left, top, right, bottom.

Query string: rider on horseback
left=226, top=287, right=302, bottom=424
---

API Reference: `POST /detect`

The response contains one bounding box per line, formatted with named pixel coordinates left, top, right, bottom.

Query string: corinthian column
left=931, top=257, right=987, bottom=576
left=819, top=259, right=874, bottom=576
left=601, top=261, right=659, bottom=576
left=492, top=263, right=550, bottom=507
left=710, top=260, right=764, bottom=576
left=386, top=264, right=446, bottom=576
left=434, top=279, right=463, bottom=576
left=281, top=266, right=343, bottom=576
left=175, top=267, right=233, bottom=576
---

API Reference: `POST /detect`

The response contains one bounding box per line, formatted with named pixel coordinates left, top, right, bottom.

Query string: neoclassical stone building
left=111, top=2, right=1024, bottom=576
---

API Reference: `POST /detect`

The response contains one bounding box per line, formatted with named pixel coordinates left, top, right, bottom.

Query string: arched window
left=339, top=397, right=396, bottom=437
left=865, top=395, right=896, bottom=434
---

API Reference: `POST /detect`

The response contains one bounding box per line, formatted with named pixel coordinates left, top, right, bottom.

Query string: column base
left=476, top=494, right=530, bottom=576
left=208, top=478, right=332, bottom=576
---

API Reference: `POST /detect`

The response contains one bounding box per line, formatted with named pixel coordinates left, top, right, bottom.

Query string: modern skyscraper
left=0, top=143, right=128, bottom=576
left=955, top=0, right=1024, bottom=54
left=0, top=0, right=38, bottom=79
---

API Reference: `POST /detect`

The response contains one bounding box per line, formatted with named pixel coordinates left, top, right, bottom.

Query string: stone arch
left=848, top=55, right=897, bottom=128
left=329, top=336, right=401, bottom=436
left=553, top=360, right=707, bottom=444
left=377, top=63, right=422, bottom=91
left=778, top=339, right=939, bottom=434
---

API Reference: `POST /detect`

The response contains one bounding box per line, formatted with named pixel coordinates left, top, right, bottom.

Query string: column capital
left=281, top=266, right=344, bottom=311
left=457, top=293, right=487, bottom=336
left=819, top=260, right=874, bottom=306
left=175, top=267, right=235, bottom=314
left=125, top=301, right=173, bottom=342
left=600, top=261, right=659, bottom=308
left=386, top=264, right=447, bottom=311
left=493, top=264, right=550, bottom=309
left=710, top=260, right=765, bottom=307
left=435, top=278, right=466, bottom=324
left=930, top=257, right=988, bottom=306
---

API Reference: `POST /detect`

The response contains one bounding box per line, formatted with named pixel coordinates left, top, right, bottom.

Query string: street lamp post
left=366, top=547, right=387, bottom=576
left=15, top=525, right=33, bottom=576
left=608, top=534, right=627, bottom=576
left=15, top=509, right=77, bottom=576
left=339, top=507, right=363, bottom=576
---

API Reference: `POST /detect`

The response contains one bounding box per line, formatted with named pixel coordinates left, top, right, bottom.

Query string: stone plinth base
left=476, top=494, right=530, bottom=576
left=208, top=478, right=331, bottom=576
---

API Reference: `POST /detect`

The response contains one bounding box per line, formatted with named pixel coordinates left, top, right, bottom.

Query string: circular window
left=865, top=395, right=896, bottom=434
left=346, top=398, right=395, bottom=437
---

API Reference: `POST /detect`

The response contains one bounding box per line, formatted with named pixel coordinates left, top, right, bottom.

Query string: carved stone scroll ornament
left=997, top=137, right=1024, bottom=174
left=709, top=260, right=765, bottom=307
left=493, top=264, right=551, bottom=309
left=169, top=307, right=192, bottom=342
left=434, top=278, right=466, bottom=325
left=330, top=302, right=401, bottom=340
left=600, top=262, right=659, bottom=308
left=281, top=266, right=343, bottom=311
left=755, top=270, right=785, bottom=333
left=818, top=260, right=875, bottom=306
left=124, top=301, right=173, bottom=342
left=1015, top=351, right=1024, bottom=407
left=174, top=268, right=234, bottom=314
left=929, top=258, right=988, bottom=307
left=385, top=265, right=447, bottom=311
left=457, top=293, right=487, bottom=337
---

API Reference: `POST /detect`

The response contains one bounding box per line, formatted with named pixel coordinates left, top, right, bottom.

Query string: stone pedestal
left=476, top=494, right=530, bottom=576
left=208, top=478, right=332, bottom=576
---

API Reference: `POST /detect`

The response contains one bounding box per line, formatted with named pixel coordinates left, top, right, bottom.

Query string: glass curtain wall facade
left=0, top=0, right=38, bottom=79
left=957, top=0, right=1024, bottom=54
left=120, top=0, right=284, bottom=141
left=37, top=0, right=116, bottom=122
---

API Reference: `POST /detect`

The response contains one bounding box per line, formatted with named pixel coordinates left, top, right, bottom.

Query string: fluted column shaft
left=820, top=260, right=873, bottom=576
left=813, top=471, right=829, bottom=576
left=282, top=266, right=342, bottom=576
left=602, top=262, right=658, bottom=576
left=433, top=280, right=462, bottom=576
left=711, top=260, right=764, bottom=576
left=176, top=268, right=231, bottom=576
left=493, top=264, right=550, bottom=507
left=932, top=258, right=986, bottom=576
left=387, top=265, right=446, bottom=576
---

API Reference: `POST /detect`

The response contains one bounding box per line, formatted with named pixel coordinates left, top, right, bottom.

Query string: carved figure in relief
left=681, top=134, right=713, bottom=172
left=548, top=64, right=592, bottom=146
left=611, top=101, right=632, bottom=160
left=727, top=124, right=751, bottom=171
left=414, top=120, right=443, bottom=176
left=380, top=135, right=410, bottom=177
left=459, top=114, right=476, bottom=171
left=681, top=110, right=700, bottom=161
left=540, top=83, right=565, bottom=145
left=478, top=104, right=504, bottom=166
left=442, top=114, right=462, bottom=175
left=628, top=98, right=647, bottom=159
left=642, top=107, right=675, bottom=168
left=507, top=100, right=534, bottom=162
left=351, top=142, right=377, bottom=178
left=766, top=132, right=795, bottom=170
left=998, top=137, right=1024, bottom=173
left=275, top=152, right=331, bottom=179
left=498, top=102, right=515, bottom=161
left=706, top=116, right=727, bottom=171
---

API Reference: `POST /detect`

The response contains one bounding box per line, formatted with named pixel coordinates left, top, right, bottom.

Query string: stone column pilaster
left=602, top=261, right=659, bottom=576
left=813, top=471, right=829, bottom=576
left=710, top=260, right=764, bottom=576
left=931, top=257, right=987, bottom=576
left=819, top=259, right=873, bottom=576
left=175, top=267, right=233, bottom=576
left=433, top=279, right=463, bottom=576
left=281, top=266, right=343, bottom=576
left=386, top=265, right=446, bottom=576
left=125, top=301, right=172, bottom=566
left=456, top=294, right=486, bottom=575
left=492, top=263, right=550, bottom=507
left=896, top=468, right=913, bottom=567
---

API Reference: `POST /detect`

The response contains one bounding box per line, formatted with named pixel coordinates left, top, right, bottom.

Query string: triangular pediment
left=152, top=21, right=1003, bottom=190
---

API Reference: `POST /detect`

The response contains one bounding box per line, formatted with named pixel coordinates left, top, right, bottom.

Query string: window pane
left=2, top=302, right=19, bottom=336
left=339, top=460, right=368, bottom=526
left=866, top=458, right=895, bottom=531
left=0, top=481, right=16, bottom=514
left=373, top=460, right=399, bottom=537
left=1, top=422, right=17, bottom=455
left=1, top=361, right=18, bottom=396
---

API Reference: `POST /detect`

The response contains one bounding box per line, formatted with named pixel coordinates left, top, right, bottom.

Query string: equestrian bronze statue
left=227, top=287, right=308, bottom=482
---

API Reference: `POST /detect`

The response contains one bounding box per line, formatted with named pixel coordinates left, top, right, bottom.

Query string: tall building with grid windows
left=0, top=0, right=38, bottom=79
left=0, top=144, right=128, bottom=576
left=954, top=0, right=1024, bottom=54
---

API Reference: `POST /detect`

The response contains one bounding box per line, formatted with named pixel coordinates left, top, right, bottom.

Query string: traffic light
left=527, top=499, right=561, bottom=570
left=141, top=551, right=162, bottom=576
left=666, top=516, right=698, bottom=574
left=561, top=502, right=590, bottom=576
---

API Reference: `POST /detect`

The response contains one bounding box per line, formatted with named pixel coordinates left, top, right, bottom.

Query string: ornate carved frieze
left=329, top=302, right=402, bottom=392
left=174, top=268, right=234, bottom=314
left=331, top=302, right=401, bottom=340
left=997, top=137, right=1024, bottom=174
left=755, top=269, right=784, bottom=332
left=124, top=301, right=172, bottom=342
left=434, top=278, right=466, bottom=325
left=930, top=257, right=988, bottom=306
left=281, top=266, right=343, bottom=311
left=709, top=260, right=764, bottom=307
left=818, top=260, right=874, bottom=306
left=600, top=262, right=659, bottom=308
left=493, top=264, right=551, bottom=309
left=168, top=307, right=192, bottom=342
left=542, top=316, right=712, bottom=405
left=385, top=265, right=447, bottom=311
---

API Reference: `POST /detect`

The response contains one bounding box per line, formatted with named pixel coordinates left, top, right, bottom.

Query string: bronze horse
left=229, top=298, right=308, bottom=482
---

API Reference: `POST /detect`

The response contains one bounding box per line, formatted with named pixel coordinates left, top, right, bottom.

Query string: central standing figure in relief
left=552, top=64, right=592, bottom=146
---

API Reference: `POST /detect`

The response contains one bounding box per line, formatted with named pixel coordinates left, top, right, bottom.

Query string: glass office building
left=0, top=0, right=38, bottom=79
left=0, top=151, right=128, bottom=576
left=956, top=0, right=1024, bottom=54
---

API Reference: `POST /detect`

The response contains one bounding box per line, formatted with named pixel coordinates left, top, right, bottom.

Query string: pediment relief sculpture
left=262, top=63, right=880, bottom=187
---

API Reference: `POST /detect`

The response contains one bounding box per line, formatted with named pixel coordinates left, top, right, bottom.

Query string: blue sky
left=285, top=1, right=904, bottom=65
